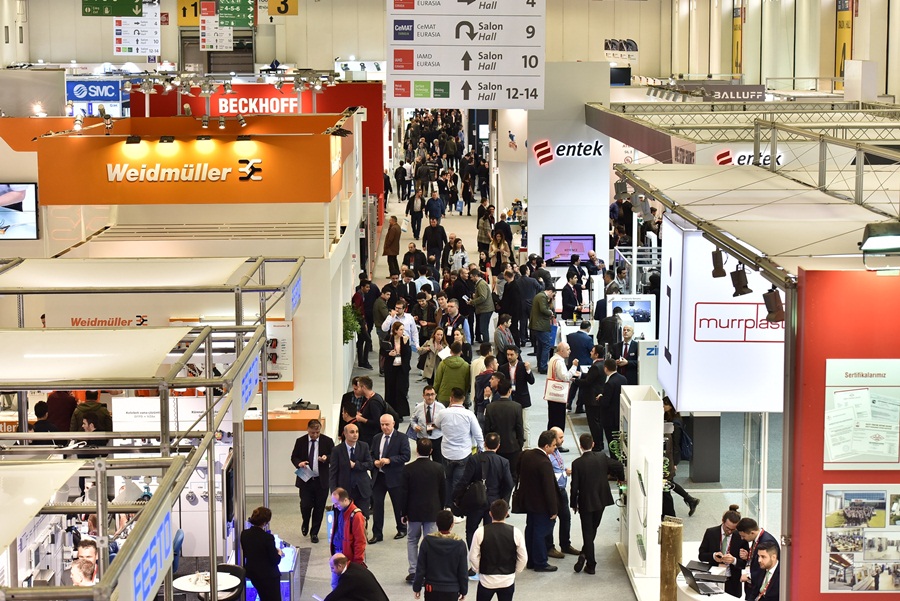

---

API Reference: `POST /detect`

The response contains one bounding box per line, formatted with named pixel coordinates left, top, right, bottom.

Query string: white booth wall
left=527, top=62, right=611, bottom=259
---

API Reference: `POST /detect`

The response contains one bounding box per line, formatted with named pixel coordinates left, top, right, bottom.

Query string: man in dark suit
left=451, top=432, right=515, bottom=546
left=597, top=306, right=622, bottom=352
left=698, top=505, right=747, bottom=597
left=497, top=345, right=535, bottom=445
left=599, top=358, right=627, bottom=452
left=498, top=269, right=523, bottom=345
left=325, top=553, right=389, bottom=601
left=574, top=345, right=607, bottom=449
left=566, top=254, right=588, bottom=304
left=736, top=518, right=780, bottom=600
left=290, top=419, right=334, bottom=543
left=329, top=423, right=374, bottom=518
left=483, top=375, right=525, bottom=482
left=611, top=323, right=639, bottom=385
left=747, top=541, right=779, bottom=600
left=513, top=430, right=560, bottom=572
left=399, top=439, right=447, bottom=583
left=570, top=433, right=625, bottom=574
left=561, top=272, right=580, bottom=320
left=369, top=414, right=411, bottom=543
left=566, top=321, right=594, bottom=412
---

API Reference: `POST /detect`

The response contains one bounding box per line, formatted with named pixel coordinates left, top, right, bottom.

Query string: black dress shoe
left=558, top=447, right=570, bottom=453
left=562, top=545, right=581, bottom=555
left=574, top=554, right=586, bottom=573
left=359, top=363, right=373, bottom=370
left=301, top=523, right=309, bottom=536
left=687, top=497, right=701, bottom=517
left=405, top=574, right=415, bottom=583
left=367, top=535, right=383, bottom=544
left=534, top=565, right=558, bottom=572
left=585, top=564, right=596, bottom=575
left=394, top=531, right=406, bottom=539
left=310, top=534, right=319, bottom=544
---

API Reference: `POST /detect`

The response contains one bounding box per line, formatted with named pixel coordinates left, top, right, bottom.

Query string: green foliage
left=342, top=303, right=362, bottom=344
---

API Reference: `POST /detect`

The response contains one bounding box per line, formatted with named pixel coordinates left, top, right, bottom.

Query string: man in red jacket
left=329, top=488, right=367, bottom=589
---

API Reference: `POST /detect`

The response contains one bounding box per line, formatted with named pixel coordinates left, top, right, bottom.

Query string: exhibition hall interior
left=2, top=1, right=900, bottom=601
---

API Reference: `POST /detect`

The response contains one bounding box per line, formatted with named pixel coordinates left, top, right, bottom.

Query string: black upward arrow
left=455, top=21, right=477, bottom=41
left=461, top=81, right=472, bottom=100
left=462, top=51, right=472, bottom=71
left=181, top=6, right=188, bottom=17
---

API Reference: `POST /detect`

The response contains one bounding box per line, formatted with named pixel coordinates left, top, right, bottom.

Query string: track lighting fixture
left=218, top=116, right=226, bottom=130
left=763, top=287, right=784, bottom=322
left=237, top=114, right=247, bottom=128
left=183, top=103, right=193, bottom=116
left=201, top=115, right=209, bottom=129
left=73, top=114, right=84, bottom=131
left=614, top=179, right=629, bottom=200
left=730, top=264, right=753, bottom=297
left=711, top=249, right=727, bottom=278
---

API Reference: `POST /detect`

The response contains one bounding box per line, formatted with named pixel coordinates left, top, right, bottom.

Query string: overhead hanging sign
left=82, top=0, right=142, bottom=17
left=114, top=1, right=161, bottom=56
left=200, top=15, right=233, bottom=51
left=218, top=0, right=254, bottom=27
left=385, top=0, right=546, bottom=110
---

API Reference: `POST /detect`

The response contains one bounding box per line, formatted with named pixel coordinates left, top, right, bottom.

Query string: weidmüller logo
left=532, top=139, right=604, bottom=166
left=693, top=302, right=784, bottom=343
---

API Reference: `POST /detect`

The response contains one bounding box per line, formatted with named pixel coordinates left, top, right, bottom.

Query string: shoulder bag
left=543, top=356, right=570, bottom=403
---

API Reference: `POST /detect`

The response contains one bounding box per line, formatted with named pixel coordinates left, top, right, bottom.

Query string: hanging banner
left=732, top=3, right=742, bottom=75
left=835, top=0, right=852, bottom=91
left=114, top=1, right=161, bottom=56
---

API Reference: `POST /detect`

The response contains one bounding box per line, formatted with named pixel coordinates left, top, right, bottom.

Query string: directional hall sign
left=82, top=0, right=142, bottom=17
left=386, top=0, right=546, bottom=110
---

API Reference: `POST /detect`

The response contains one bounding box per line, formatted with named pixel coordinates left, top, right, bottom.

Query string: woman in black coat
left=240, top=507, right=283, bottom=601
left=381, top=321, right=412, bottom=418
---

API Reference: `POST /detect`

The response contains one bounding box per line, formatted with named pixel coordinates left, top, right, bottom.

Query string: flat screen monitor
left=542, top=234, right=596, bottom=266
left=610, top=298, right=652, bottom=323
left=0, top=183, right=39, bottom=240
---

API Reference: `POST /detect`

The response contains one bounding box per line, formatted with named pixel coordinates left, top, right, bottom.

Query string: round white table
left=172, top=572, right=242, bottom=594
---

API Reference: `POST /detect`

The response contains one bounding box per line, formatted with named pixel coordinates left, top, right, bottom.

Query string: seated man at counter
left=698, top=504, right=747, bottom=598
left=70, top=559, right=95, bottom=587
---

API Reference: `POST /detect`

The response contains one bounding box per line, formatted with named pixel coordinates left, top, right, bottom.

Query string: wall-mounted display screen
left=542, top=234, right=596, bottom=266
left=0, top=184, right=38, bottom=240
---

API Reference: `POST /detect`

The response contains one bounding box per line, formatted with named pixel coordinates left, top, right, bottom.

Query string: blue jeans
left=407, top=520, right=437, bottom=574
left=443, top=458, right=469, bottom=507
left=535, top=329, right=553, bottom=372
left=410, top=211, right=423, bottom=239
left=524, top=512, right=554, bottom=569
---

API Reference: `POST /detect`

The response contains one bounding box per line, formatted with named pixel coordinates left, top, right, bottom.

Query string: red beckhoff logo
left=394, top=49, right=414, bottom=71
left=394, top=0, right=415, bottom=8
left=533, top=140, right=554, bottom=166
left=693, top=302, right=784, bottom=343
left=394, top=80, right=411, bottom=98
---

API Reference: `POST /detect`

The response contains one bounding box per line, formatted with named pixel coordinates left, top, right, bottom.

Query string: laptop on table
left=678, top=564, right=724, bottom=596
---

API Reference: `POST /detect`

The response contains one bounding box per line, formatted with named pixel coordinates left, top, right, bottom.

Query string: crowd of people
left=842, top=501, right=877, bottom=527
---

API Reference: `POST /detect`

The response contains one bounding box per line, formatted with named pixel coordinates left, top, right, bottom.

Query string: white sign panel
left=114, top=1, right=161, bottom=56
left=660, top=217, right=784, bottom=413
left=657, top=215, right=684, bottom=402
left=824, top=359, right=900, bottom=470
left=200, top=16, right=233, bottom=51
left=386, top=0, right=545, bottom=109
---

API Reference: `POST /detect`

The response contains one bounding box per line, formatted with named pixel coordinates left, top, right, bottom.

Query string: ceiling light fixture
left=183, top=103, right=193, bottom=116
left=237, top=114, right=247, bottom=128
left=73, top=114, right=84, bottom=131
left=711, top=249, right=727, bottom=278
left=218, top=116, right=226, bottom=130
left=126, top=135, right=141, bottom=144
left=160, top=136, right=175, bottom=143
left=859, top=222, right=900, bottom=270
left=201, top=115, right=209, bottom=128
left=730, top=263, right=753, bottom=297
left=197, top=135, right=211, bottom=141
left=763, top=287, right=785, bottom=322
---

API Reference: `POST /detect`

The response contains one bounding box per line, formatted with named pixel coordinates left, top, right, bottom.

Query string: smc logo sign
left=66, top=81, right=121, bottom=102
left=532, top=139, right=604, bottom=166
left=693, top=302, right=784, bottom=343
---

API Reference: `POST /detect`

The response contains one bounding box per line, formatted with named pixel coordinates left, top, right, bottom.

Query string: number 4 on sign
left=270, top=0, right=298, bottom=15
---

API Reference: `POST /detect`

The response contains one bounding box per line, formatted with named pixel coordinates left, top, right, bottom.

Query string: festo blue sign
left=66, top=80, right=122, bottom=103
left=121, top=511, right=173, bottom=601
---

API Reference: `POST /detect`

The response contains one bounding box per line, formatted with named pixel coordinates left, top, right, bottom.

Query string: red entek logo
left=394, top=49, right=414, bottom=71
left=715, top=150, right=733, bottom=165
left=394, top=0, right=415, bottom=8
left=533, top=140, right=554, bottom=166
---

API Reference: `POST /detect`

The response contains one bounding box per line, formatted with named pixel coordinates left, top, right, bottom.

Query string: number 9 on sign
left=270, top=0, right=298, bottom=15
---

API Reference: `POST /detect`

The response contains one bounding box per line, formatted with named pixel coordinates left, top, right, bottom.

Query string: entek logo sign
left=693, top=302, right=784, bottom=343
left=715, top=149, right=784, bottom=166
left=533, top=139, right=605, bottom=167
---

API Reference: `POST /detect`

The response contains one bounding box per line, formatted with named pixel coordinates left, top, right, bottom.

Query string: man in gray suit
left=369, top=414, right=411, bottom=543
left=570, top=433, right=625, bottom=574
left=329, top=423, right=374, bottom=518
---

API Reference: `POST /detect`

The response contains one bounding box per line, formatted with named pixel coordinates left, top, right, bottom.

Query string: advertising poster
left=835, top=0, right=852, bottom=90
left=824, top=359, right=900, bottom=470
left=822, top=485, right=900, bottom=591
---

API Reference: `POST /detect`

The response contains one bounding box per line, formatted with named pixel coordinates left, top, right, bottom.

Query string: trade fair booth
left=0, top=324, right=269, bottom=601
left=0, top=256, right=307, bottom=499
left=616, top=160, right=900, bottom=600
